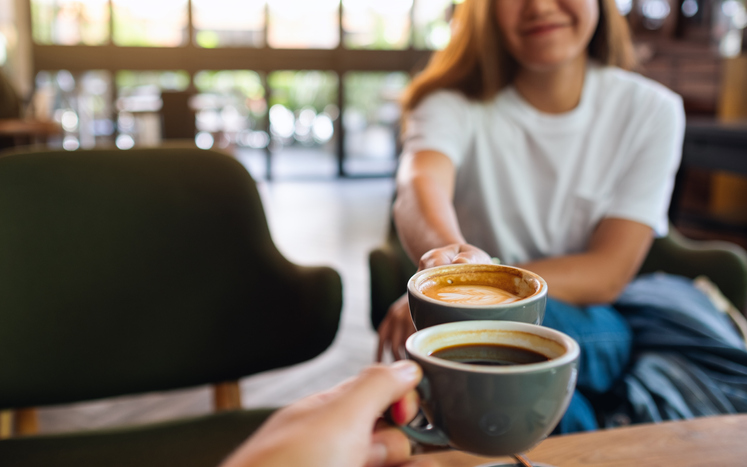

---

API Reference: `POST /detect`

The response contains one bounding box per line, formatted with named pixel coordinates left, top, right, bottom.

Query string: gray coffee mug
left=403, top=320, right=579, bottom=457
left=408, top=264, right=548, bottom=330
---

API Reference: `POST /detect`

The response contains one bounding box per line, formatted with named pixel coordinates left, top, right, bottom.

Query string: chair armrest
left=638, top=228, right=747, bottom=312
left=369, top=232, right=417, bottom=331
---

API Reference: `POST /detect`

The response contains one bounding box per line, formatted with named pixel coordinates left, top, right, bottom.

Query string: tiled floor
left=36, top=160, right=397, bottom=434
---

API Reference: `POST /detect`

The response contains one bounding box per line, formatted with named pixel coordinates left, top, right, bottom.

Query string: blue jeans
left=616, top=274, right=747, bottom=422
left=542, top=298, right=633, bottom=433
left=542, top=274, right=747, bottom=432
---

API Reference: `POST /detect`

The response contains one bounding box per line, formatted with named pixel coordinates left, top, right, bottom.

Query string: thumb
left=453, top=247, right=492, bottom=265
left=338, top=361, right=422, bottom=420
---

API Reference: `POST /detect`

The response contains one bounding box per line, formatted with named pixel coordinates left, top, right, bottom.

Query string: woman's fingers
left=419, top=248, right=455, bottom=270
left=391, top=318, right=405, bottom=361
left=376, top=315, right=392, bottom=362
left=378, top=295, right=413, bottom=362
left=419, top=244, right=459, bottom=270
left=419, top=243, right=492, bottom=270
left=398, top=315, right=416, bottom=361
left=452, top=244, right=493, bottom=264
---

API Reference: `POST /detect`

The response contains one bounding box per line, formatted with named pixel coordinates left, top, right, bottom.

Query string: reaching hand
left=418, top=243, right=492, bottom=271
left=220, top=361, right=434, bottom=467
left=377, top=243, right=492, bottom=362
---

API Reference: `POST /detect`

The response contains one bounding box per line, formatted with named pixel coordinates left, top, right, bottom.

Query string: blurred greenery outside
left=116, top=70, right=191, bottom=93
left=268, top=71, right=337, bottom=114
left=344, top=72, right=408, bottom=124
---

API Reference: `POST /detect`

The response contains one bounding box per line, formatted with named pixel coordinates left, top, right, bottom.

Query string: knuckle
left=360, top=364, right=393, bottom=382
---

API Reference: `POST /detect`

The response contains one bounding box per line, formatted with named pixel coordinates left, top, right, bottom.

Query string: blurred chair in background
left=0, top=147, right=342, bottom=467
left=160, top=91, right=197, bottom=141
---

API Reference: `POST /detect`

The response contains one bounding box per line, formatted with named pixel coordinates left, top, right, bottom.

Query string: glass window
left=343, top=0, right=412, bottom=50
left=343, top=72, right=408, bottom=176
left=112, top=0, right=188, bottom=47
left=192, top=0, right=266, bottom=48
left=34, top=70, right=114, bottom=150
left=192, top=70, right=267, bottom=151
left=267, top=0, right=339, bottom=49
left=1, top=0, right=18, bottom=77
left=260, top=70, right=339, bottom=178
left=31, top=0, right=109, bottom=46
left=413, top=0, right=455, bottom=50
left=268, top=70, right=337, bottom=146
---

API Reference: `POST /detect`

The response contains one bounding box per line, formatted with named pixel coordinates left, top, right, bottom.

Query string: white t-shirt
left=403, top=63, right=685, bottom=265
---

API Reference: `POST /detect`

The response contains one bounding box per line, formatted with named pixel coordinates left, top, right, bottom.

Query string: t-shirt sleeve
left=606, top=89, right=685, bottom=237
left=402, top=90, right=473, bottom=166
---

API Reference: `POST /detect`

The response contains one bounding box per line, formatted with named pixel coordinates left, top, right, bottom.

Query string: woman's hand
left=377, top=294, right=415, bottom=361
left=220, top=361, right=434, bottom=467
left=377, top=243, right=492, bottom=362
left=418, top=243, right=492, bottom=270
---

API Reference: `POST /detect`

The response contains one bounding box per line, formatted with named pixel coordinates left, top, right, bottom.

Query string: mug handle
left=398, top=417, right=450, bottom=448
left=386, top=378, right=450, bottom=448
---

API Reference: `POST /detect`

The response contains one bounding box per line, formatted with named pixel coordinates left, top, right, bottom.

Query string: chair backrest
left=638, top=226, right=747, bottom=310
left=0, top=148, right=342, bottom=410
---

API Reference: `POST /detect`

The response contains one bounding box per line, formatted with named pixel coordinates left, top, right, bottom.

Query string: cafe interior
left=1, top=0, right=747, bottom=465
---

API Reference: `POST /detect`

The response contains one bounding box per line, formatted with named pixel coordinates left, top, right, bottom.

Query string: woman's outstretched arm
left=393, top=150, right=492, bottom=268
left=378, top=150, right=492, bottom=361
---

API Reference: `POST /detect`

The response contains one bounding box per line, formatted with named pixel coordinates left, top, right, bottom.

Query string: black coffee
left=430, top=343, right=550, bottom=366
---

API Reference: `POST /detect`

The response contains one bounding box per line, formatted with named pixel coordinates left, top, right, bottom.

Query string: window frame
left=27, top=0, right=436, bottom=177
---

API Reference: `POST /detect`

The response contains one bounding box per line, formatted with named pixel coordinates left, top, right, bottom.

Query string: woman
left=377, top=0, right=686, bottom=433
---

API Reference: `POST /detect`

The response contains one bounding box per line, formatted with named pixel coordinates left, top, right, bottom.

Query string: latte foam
left=424, top=284, right=520, bottom=305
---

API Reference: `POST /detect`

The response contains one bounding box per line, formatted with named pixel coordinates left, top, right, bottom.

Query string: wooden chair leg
left=0, top=410, right=13, bottom=439
left=213, top=381, right=242, bottom=412
left=13, top=408, right=39, bottom=436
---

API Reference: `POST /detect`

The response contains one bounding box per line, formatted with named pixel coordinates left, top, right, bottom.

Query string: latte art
left=424, top=284, right=521, bottom=305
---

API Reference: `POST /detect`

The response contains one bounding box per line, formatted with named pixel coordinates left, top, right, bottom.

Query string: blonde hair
left=402, top=0, right=636, bottom=112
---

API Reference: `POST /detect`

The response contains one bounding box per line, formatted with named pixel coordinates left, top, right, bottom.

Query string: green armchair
left=369, top=220, right=747, bottom=331
left=0, top=148, right=343, bottom=466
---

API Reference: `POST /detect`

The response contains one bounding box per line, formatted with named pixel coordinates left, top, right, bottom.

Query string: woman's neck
left=513, top=55, right=588, bottom=114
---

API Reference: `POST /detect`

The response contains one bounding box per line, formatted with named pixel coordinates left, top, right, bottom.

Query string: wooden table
left=416, top=414, right=747, bottom=466
left=0, top=119, right=61, bottom=151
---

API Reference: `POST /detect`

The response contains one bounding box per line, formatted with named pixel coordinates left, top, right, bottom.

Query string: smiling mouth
left=523, top=23, right=569, bottom=36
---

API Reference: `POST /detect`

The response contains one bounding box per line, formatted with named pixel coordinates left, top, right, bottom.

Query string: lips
left=522, top=22, right=569, bottom=36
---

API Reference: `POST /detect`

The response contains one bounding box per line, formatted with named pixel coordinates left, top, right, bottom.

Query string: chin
left=519, top=52, right=582, bottom=73
left=521, top=60, right=571, bottom=73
